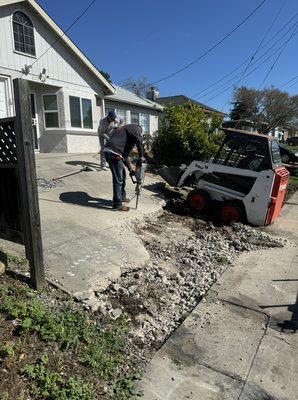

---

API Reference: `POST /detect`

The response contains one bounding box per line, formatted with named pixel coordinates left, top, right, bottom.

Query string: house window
left=106, top=108, right=127, bottom=123
left=140, top=113, right=149, bottom=134
left=69, top=96, right=93, bottom=129
left=12, top=11, right=36, bottom=56
left=43, top=95, right=59, bottom=128
left=131, top=112, right=139, bottom=124
left=131, top=112, right=150, bottom=133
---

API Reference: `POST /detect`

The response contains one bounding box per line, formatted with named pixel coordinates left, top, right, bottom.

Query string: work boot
left=122, top=198, right=131, bottom=203
left=113, top=205, right=129, bottom=211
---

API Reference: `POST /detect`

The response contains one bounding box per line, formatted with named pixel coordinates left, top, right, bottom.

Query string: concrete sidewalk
left=141, top=192, right=298, bottom=400
left=0, top=153, right=163, bottom=303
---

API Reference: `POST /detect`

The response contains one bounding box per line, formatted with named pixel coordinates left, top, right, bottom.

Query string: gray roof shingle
left=104, top=85, right=163, bottom=110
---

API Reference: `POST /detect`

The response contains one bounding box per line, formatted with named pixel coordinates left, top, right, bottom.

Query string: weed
left=216, top=256, right=229, bottom=264
left=0, top=283, right=139, bottom=399
left=7, top=254, right=28, bottom=265
left=0, top=341, right=15, bottom=359
left=23, top=355, right=93, bottom=400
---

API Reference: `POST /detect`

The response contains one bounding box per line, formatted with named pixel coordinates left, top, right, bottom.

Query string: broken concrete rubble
left=92, top=212, right=285, bottom=357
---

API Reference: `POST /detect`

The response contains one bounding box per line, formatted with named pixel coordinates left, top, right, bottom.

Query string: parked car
left=279, top=144, right=298, bottom=166
left=286, top=137, right=298, bottom=146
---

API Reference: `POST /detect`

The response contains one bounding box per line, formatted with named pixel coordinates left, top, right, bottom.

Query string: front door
left=0, top=78, right=9, bottom=118
left=30, top=93, right=40, bottom=151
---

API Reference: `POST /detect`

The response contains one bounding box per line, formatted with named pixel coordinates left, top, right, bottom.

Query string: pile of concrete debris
left=96, top=212, right=285, bottom=356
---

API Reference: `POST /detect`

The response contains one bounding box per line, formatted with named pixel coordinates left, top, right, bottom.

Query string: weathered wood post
left=13, top=78, right=45, bottom=290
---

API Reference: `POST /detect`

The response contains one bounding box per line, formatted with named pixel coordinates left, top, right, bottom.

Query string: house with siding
left=0, top=0, right=162, bottom=153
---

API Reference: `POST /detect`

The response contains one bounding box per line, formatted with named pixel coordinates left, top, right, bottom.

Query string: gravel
left=37, top=177, right=64, bottom=191
left=95, top=212, right=285, bottom=355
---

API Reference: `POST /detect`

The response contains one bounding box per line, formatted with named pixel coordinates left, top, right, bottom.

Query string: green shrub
left=152, top=102, right=223, bottom=166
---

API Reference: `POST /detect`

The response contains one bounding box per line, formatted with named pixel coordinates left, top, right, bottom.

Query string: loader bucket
left=157, top=166, right=185, bottom=187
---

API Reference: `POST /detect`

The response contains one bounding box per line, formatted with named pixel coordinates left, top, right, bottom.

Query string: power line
left=191, top=12, right=297, bottom=99
left=201, top=25, right=298, bottom=104
left=236, top=0, right=288, bottom=86
left=279, top=75, right=298, bottom=90
left=219, top=0, right=288, bottom=114
left=194, top=19, right=297, bottom=101
left=150, top=0, right=267, bottom=85
left=194, top=22, right=298, bottom=102
left=258, top=23, right=298, bottom=88
left=24, top=0, right=97, bottom=72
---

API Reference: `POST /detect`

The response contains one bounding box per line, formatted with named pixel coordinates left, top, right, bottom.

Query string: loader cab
left=213, top=128, right=282, bottom=172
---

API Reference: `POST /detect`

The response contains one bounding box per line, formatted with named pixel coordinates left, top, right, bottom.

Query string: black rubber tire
left=186, top=189, right=211, bottom=213
left=219, top=201, right=244, bottom=224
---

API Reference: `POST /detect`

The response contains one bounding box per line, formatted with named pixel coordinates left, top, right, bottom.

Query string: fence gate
left=0, top=78, right=45, bottom=290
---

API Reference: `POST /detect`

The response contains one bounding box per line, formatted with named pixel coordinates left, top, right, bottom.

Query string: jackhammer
left=130, top=158, right=147, bottom=209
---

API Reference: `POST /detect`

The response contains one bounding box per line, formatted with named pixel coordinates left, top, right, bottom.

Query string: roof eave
left=6, top=0, right=115, bottom=94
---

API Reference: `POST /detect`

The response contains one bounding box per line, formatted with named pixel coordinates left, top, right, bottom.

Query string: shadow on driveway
left=59, top=191, right=113, bottom=210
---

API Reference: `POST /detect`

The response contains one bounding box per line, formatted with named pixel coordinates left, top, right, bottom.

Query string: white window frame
left=0, top=75, right=13, bottom=117
left=130, top=111, right=150, bottom=134
left=11, top=10, right=37, bottom=59
left=42, top=94, right=60, bottom=129
left=69, top=96, right=93, bottom=130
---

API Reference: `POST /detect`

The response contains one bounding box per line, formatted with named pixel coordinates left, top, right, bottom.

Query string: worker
left=104, top=124, right=144, bottom=211
left=98, top=110, right=118, bottom=169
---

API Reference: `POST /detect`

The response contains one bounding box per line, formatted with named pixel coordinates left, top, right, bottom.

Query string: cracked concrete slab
left=141, top=193, right=298, bottom=399
left=0, top=153, right=164, bottom=297
left=141, top=294, right=266, bottom=399
left=239, top=327, right=298, bottom=400
left=142, top=352, right=243, bottom=400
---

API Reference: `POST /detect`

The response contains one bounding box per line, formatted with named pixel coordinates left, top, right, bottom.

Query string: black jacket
left=105, top=124, right=143, bottom=161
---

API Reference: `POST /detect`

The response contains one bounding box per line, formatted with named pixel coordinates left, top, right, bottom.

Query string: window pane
left=115, top=108, right=127, bottom=123
left=82, top=98, right=93, bottom=129
left=43, top=95, right=58, bottom=111
left=131, top=112, right=139, bottom=124
left=45, top=113, right=59, bottom=128
left=13, top=12, right=36, bottom=56
left=69, top=96, right=81, bottom=128
left=140, top=113, right=149, bottom=133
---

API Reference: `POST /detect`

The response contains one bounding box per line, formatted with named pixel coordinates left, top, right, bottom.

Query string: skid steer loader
left=158, top=128, right=289, bottom=226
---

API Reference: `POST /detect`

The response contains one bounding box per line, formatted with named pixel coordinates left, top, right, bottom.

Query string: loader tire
left=187, top=189, right=211, bottom=213
left=219, top=201, right=244, bottom=224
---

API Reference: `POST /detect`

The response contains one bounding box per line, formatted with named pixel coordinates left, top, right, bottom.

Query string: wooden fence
left=0, top=78, right=45, bottom=290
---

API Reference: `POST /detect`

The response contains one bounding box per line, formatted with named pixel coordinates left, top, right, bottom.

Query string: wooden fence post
left=13, top=78, right=45, bottom=290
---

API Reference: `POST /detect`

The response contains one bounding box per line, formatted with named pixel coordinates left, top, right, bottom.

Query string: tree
left=99, top=70, right=112, bottom=83
left=120, top=76, right=151, bottom=97
left=152, top=102, right=223, bottom=166
left=230, top=86, right=298, bottom=134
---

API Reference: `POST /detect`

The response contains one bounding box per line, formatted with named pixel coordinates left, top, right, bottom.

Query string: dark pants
left=105, top=152, right=126, bottom=209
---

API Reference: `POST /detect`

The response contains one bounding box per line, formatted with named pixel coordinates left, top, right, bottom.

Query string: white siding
left=0, top=2, right=104, bottom=94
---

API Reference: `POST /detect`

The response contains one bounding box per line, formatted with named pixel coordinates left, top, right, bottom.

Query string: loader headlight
left=295, top=153, right=298, bottom=157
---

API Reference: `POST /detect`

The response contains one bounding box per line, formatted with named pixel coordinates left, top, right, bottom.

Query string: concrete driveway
left=34, top=153, right=163, bottom=301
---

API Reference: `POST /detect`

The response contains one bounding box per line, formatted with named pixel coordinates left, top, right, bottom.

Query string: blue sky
left=38, top=0, right=298, bottom=113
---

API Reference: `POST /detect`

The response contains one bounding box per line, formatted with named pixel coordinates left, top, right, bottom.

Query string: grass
left=289, top=175, right=298, bottom=187
left=0, top=281, right=141, bottom=399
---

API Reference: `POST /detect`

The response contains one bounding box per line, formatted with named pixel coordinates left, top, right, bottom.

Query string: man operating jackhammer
left=103, top=124, right=144, bottom=211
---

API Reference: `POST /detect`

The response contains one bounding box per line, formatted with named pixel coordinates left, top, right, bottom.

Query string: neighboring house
left=155, top=94, right=225, bottom=118
left=0, top=0, right=116, bottom=153
left=104, top=85, right=163, bottom=136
